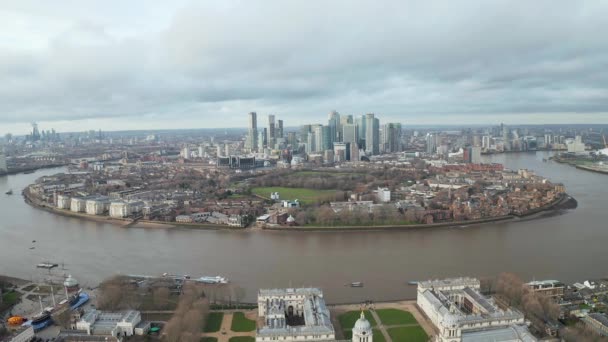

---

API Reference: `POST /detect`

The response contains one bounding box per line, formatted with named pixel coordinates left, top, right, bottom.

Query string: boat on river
left=194, top=276, right=229, bottom=284
left=5, top=189, right=13, bottom=195
left=350, top=282, right=364, bottom=287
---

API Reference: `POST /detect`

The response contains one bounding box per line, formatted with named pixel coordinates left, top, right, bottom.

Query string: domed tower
left=352, top=311, right=373, bottom=342
left=63, top=275, right=80, bottom=295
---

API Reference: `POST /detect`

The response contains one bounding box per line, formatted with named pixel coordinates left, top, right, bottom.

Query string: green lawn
left=231, top=312, right=256, bottom=332
left=372, top=329, right=386, bottom=342
left=201, top=338, right=218, bottom=342
left=1, top=291, right=21, bottom=305
left=387, top=326, right=428, bottom=342
left=338, top=310, right=377, bottom=331
left=228, top=337, right=255, bottom=342
left=204, top=312, right=224, bottom=333
left=376, top=308, right=418, bottom=326
left=251, top=187, right=336, bottom=204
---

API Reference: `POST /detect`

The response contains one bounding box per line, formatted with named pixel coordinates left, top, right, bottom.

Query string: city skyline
left=2, top=1, right=608, bottom=135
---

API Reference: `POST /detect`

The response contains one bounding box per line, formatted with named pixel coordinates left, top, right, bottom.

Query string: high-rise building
left=356, top=115, right=366, bottom=150
left=340, top=114, right=353, bottom=126
left=482, top=135, right=492, bottom=150
left=365, top=113, right=379, bottom=155
left=258, top=128, right=268, bottom=151
left=277, top=120, right=284, bottom=138
left=306, top=131, right=315, bottom=154
left=426, top=133, right=437, bottom=155
left=247, top=112, right=258, bottom=151
left=382, top=123, right=401, bottom=153
left=0, top=149, right=7, bottom=173
left=343, top=123, right=358, bottom=146
left=328, top=111, right=340, bottom=146
left=464, top=146, right=482, bottom=163
left=300, top=125, right=312, bottom=143
left=287, top=132, right=297, bottom=147
left=31, top=123, right=40, bottom=141
left=268, top=115, right=276, bottom=148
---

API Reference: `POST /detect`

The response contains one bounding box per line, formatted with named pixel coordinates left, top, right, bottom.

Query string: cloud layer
left=1, top=0, right=608, bottom=133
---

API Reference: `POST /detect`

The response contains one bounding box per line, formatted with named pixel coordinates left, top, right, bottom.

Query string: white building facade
left=417, top=278, right=536, bottom=342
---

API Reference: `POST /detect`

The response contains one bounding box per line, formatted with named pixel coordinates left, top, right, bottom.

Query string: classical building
left=256, top=288, right=371, bottom=342
left=76, top=310, right=141, bottom=337
left=525, top=280, right=565, bottom=299
left=417, top=278, right=536, bottom=342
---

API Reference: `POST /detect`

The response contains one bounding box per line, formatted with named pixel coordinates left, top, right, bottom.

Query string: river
left=0, top=151, right=606, bottom=303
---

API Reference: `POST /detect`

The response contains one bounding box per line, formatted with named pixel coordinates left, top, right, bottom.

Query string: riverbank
left=23, top=184, right=575, bottom=232
left=0, top=163, right=69, bottom=177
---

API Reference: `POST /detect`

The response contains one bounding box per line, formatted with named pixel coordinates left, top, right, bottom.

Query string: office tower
left=258, top=128, right=268, bottom=151
left=383, top=123, right=400, bottom=153
left=350, top=142, right=360, bottom=162
left=287, top=132, right=297, bottom=146
left=340, top=114, right=353, bottom=126
left=342, top=123, right=358, bottom=147
left=31, top=123, right=41, bottom=141
left=426, top=133, right=436, bottom=154
left=356, top=115, right=366, bottom=150
left=277, top=120, right=284, bottom=138
left=328, top=110, right=340, bottom=146
left=300, top=125, right=312, bottom=143
left=365, top=113, right=379, bottom=155
left=268, top=115, right=276, bottom=148
left=247, top=112, right=258, bottom=151
left=502, top=124, right=510, bottom=151
left=306, top=131, right=315, bottom=154
left=314, top=125, right=324, bottom=152
left=225, top=144, right=231, bottom=156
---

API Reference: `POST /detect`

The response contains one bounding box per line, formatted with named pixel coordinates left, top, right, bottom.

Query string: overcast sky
left=1, top=0, right=608, bottom=135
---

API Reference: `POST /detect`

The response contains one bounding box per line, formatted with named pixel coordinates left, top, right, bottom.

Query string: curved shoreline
left=23, top=187, right=576, bottom=232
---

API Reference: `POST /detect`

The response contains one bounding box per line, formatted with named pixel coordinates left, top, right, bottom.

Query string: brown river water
left=0, top=151, right=606, bottom=303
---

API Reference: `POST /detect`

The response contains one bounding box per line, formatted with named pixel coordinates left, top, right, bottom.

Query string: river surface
left=0, top=151, right=606, bottom=303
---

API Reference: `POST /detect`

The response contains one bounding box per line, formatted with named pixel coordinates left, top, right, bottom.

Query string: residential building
left=268, top=115, right=276, bottom=148
left=525, top=280, right=565, bottom=298
left=56, top=194, right=71, bottom=209
left=582, top=313, right=608, bottom=337
left=70, top=197, right=87, bottom=213
left=375, top=187, right=391, bottom=203
left=85, top=197, right=110, bottom=215
left=247, top=112, right=258, bottom=151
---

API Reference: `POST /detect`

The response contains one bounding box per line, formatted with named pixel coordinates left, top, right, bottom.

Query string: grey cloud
left=1, top=0, right=608, bottom=128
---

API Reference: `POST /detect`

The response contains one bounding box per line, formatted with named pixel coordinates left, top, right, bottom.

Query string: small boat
left=36, top=262, right=59, bottom=269
left=32, top=240, right=36, bottom=243
left=408, top=281, right=418, bottom=286
left=194, top=276, right=229, bottom=284
left=5, top=189, right=13, bottom=195
left=29, top=247, right=35, bottom=250
left=350, top=282, right=364, bottom=288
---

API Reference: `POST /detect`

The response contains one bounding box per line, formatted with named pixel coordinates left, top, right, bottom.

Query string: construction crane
left=603, top=134, right=607, bottom=148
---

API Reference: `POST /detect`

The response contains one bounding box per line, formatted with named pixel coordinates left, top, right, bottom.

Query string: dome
left=63, top=275, right=79, bottom=287
left=286, top=215, right=296, bottom=223
left=353, top=311, right=372, bottom=332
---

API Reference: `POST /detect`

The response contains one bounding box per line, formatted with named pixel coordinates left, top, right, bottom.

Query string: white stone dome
left=63, top=275, right=79, bottom=287
left=442, top=313, right=459, bottom=327
left=353, top=312, right=372, bottom=332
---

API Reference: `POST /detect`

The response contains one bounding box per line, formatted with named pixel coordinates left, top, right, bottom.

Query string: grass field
left=231, top=312, right=256, bottom=332
left=251, top=187, right=335, bottom=204
left=292, top=171, right=355, bottom=177
left=387, top=326, right=428, bottom=342
left=375, top=309, right=418, bottom=326
left=1, top=291, right=20, bottom=305
left=228, top=337, right=254, bottom=342
left=204, top=312, right=224, bottom=333
left=200, top=338, right=218, bottom=342
left=372, top=329, right=386, bottom=342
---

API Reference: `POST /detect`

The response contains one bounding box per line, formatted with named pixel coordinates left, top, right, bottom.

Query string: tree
left=153, top=287, right=170, bottom=310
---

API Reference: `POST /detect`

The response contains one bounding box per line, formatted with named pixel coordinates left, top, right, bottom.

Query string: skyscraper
left=365, top=113, right=379, bottom=155
left=328, top=111, right=340, bottom=147
left=356, top=115, right=366, bottom=150
left=258, top=128, right=268, bottom=151
left=426, top=133, right=436, bottom=155
left=268, top=115, right=276, bottom=148
left=247, top=112, right=258, bottom=151
left=277, top=120, right=284, bottom=138
left=342, top=123, right=358, bottom=147
left=383, top=123, right=401, bottom=153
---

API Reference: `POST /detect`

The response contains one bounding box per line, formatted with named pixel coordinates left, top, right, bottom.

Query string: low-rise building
left=76, top=310, right=141, bottom=337
left=3, top=326, right=34, bottom=342
left=525, top=280, right=565, bottom=298
left=582, top=313, right=608, bottom=337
